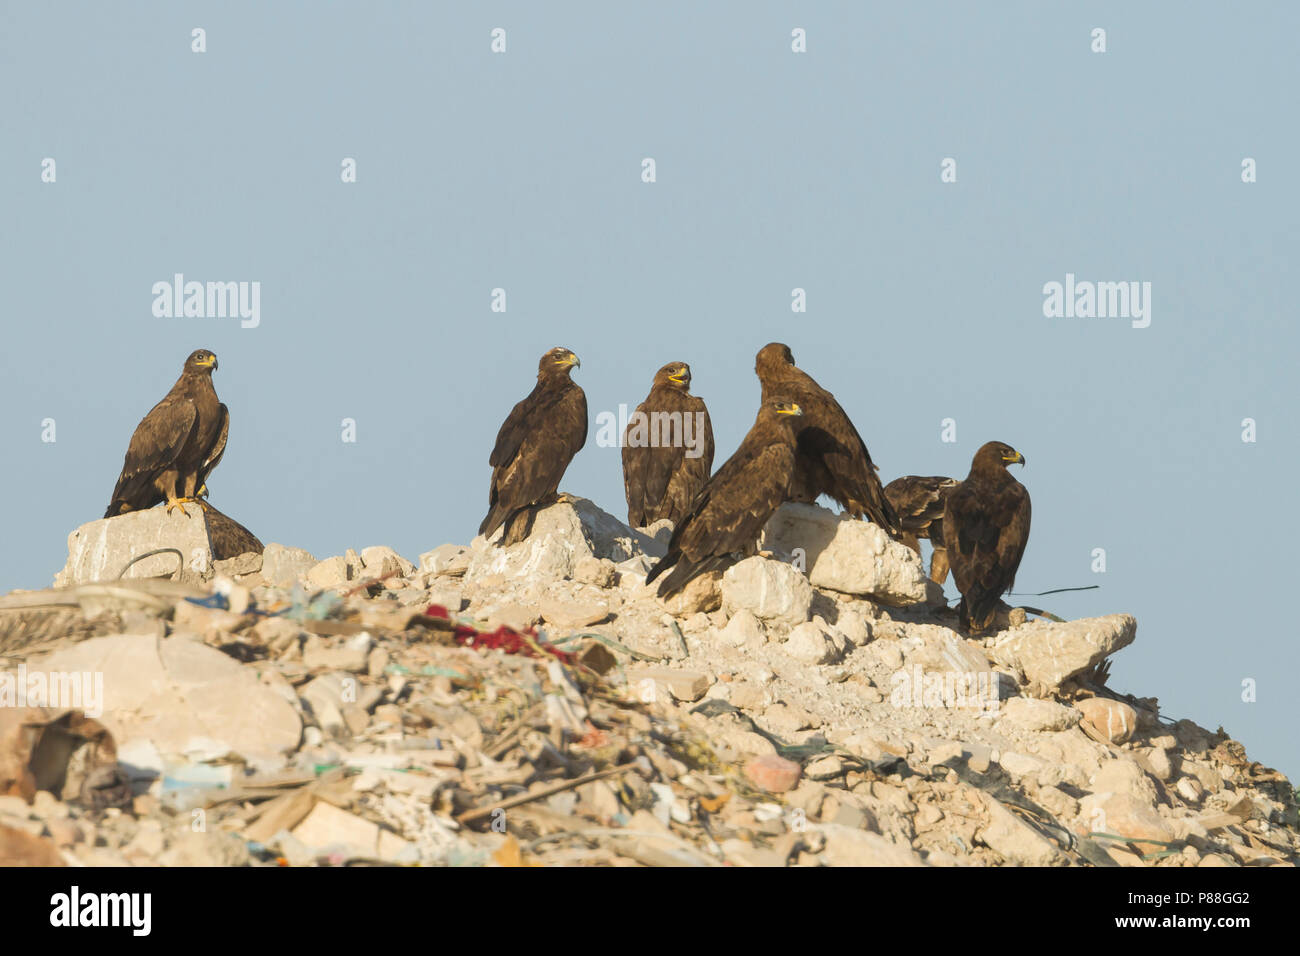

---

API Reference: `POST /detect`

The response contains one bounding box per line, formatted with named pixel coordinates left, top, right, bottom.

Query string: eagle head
left=540, top=347, right=580, bottom=377
left=755, top=342, right=795, bottom=376
left=187, top=349, right=218, bottom=372
left=975, top=441, right=1025, bottom=471
left=657, top=362, right=691, bottom=389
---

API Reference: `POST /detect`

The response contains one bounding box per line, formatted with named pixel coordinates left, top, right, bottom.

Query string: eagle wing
left=195, top=403, right=229, bottom=493
left=480, top=383, right=587, bottom=538
left=105, top=392, right=198, bottom=517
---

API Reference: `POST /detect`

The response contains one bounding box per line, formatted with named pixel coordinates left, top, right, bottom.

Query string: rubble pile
left=0, top=498, right=1294, bottom=867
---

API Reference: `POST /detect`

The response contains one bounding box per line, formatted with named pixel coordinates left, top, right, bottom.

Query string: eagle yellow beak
left=1003, top=451, right=1025, bottom=466
left=777, top=403, right=803, bottom=417
left=558, top=352, right=580, bottom=368
left=668, top=370, right=686, bottom=385
left=196, top=355, right=216, bottom=368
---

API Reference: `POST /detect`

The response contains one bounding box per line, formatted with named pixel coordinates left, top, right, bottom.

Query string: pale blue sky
left=2, top=2, right=1296, bottom=779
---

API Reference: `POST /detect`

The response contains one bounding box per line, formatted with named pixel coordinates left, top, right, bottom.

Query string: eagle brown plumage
left=646, top=400, right=803, bottom=598
left=104, top=349, right=227, bottom=519
left=479, top=347, right=587, bottom=546
left=884, top=475, right=960, bottom=584
left=204, top=504, right=264, bottom=561
left=622, top=362, right=715, bottom=528
left=943, top=441, right=1031, bottom=633
left=755, top=343, right=897, bottom=532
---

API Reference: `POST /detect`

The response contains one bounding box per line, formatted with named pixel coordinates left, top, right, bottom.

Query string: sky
left=1, top=2, right=1296, bottom=780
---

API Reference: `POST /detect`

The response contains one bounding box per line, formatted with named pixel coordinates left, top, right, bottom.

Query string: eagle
left=754, top=343, right=897, bottom=533
left=622, top=362, right=715, bottom=528
left=479, top=347, right=587, bottom=546
left=104, top=349, right=227, bottom=519
left=884, top=475, right=960, bottom=584
left=942, top=441, right=1031, bottom=633
left=646, top=399, right=804, bottom=598
left=204, top=504, right=264, bottom=561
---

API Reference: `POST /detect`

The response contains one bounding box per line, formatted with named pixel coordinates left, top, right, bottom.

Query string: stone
left=1075, top=697, right=1138, bottom=744
left=818, top=825, right=927, bottom=866
left=978, top=794, right=1064, bottom=865
left=260, top=543, right=318, bottom=588
left=783, top=621, right=839, bottom=665
left=760, top=502, right=930, bottom=604
left=419, top=543, right=469, bottom=576
left=469, top=497, right=659, bottom=582
left=213, top=551, right=262, bottom=577
left=32, top=634, right=301, bottom=757
left=998, top=751, right=1045, bottom=778
left=988, top=614, right=1137, bottom=695
left=484, top=602, right=540, bottom=632
left=659, top=571, right=722, bottom=616
left=539, top=598, right=610, bottom=629
left=1145, top=747, right=1173, bottom=781
left=720, top=556, right=813, bottom=626
left=628, top=667, right=710, bottom=703
left=902, top=625, right=992, bottom=674
left=306, top=556, right=353, bottom=589
left=717, top=609, right=764, bottom=648
left=359, top=545, right=416, bottom=578
left=292, top=801, right=380, bottom=856
left=744, top=755, right=802, bottom=793
left=302, top=633, right=372, bottom=673
left=1092, top=758, right=1158, bottom=805
left=573, top=556, right=617, bottom=588
left=998, top=697, right=1080, bottom=733
left=832, top=607, right=873, bottom=647
left=1079, top=792, right=1173, bottom=854
left=55, top=510, right=218, bottom=587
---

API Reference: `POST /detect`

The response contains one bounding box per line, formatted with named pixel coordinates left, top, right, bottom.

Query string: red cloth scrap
left=425, top=605, right=574, bottom=663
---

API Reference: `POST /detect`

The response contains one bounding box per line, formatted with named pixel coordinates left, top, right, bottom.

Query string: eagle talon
left=165, top=497, right=193, bottom=518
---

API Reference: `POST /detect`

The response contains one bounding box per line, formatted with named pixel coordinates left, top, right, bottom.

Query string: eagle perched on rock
left=622, top=362, right=715, bottom=528
left=480, top=347, right=587, bottom=546
left=104, top=349, right=227, bottom=519
left=754, top=343, right=896, bottom=533
left=884, top=475, right=960, bottom=584
left=943, top=442, right=1031, bottom=633
left=646, top=400, right=803, bottom=598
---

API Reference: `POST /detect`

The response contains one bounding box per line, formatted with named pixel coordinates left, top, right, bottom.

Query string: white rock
left=720, top=556, right=813, bottom=626
left=717, top=609, right=764, bottom=648
left=988, top=614, right=1137, bottom=695
left=783, top=621, right=840, bottom=665
left=260, top=543, right=319, bottom=588
left=978, top=793, right=1063, bottom=865
left=467, top=497, right=659, bottom=583
left=55, top=510, right=216, bottom=587
left=817, top=825, right=928, bottom=866
left=998, top=697, right=1080, bottom=733
left=761, top=502, right=931, bottom=605
left=32, top=634, right=301, bottom=757
left=419, top=543, right=469, bottom=575
left=360, top=546, right=416, bottom=577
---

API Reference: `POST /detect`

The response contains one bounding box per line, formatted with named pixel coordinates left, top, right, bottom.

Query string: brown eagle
left=205, top=504, right=264, bottom=561
left=622, top=362, right=715, bottom=528
left=943, top=442, right=1031, bottom=633
left=884, top=475, right=960, bottom=584
left=646, top=400, right=803, bottom=598
left=104, top=349, right=227, bottom=519
left=479, top=347, right=587, bottom=546
left=755, top=343, right=896, bottom=533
